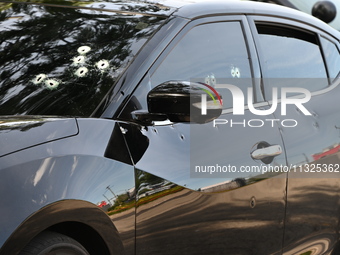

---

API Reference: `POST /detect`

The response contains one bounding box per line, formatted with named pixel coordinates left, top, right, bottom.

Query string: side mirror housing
left=147, top=81, right=222, bottom=123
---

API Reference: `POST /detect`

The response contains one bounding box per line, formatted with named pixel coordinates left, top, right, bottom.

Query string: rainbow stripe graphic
left=197, top=82, right=223, bottom=106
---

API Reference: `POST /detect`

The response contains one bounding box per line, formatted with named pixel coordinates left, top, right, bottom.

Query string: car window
left=256, top=24, right=328, bottom=99
left=320, top=37, right=340, bottom=80
left=149, top=21, right=253, bottom=110
left=0, top=3, right=165, bottom=117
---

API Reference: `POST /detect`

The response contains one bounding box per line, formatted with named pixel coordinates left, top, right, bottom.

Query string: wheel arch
left=0, top=200, right=125, bottom=255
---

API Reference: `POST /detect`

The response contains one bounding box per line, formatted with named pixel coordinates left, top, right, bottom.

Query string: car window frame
left=99, top=16, right=189, bottom=119
left=247, top=15, right=340, bottom=101
left=117, top=15, right=265, bottom=120
left=319, top=35, right=340, bottom=81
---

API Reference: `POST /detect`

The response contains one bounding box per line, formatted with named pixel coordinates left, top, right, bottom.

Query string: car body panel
left=0, top=118, right=135, bottom=254
left=248, top=13, right=340, bottom=254
left=116, top=12, right=290, bottom=248
left=0, top=116, right=78, bottom=157
left=0, top=0, right=340, bottom=254
left=0, top=200, right=125, bottom=255
left=135, top=170, right=287, bottom=255
left=120, top=120, right=287, bottom=254
left=280, top=81, right=340, bottom=254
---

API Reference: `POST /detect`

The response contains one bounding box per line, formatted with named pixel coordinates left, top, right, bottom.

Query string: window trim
left=319, top=35, right=340, bottom=81
left=126, top=15, right=263, bottom=116
left=248, top=15, right=339, bottom=101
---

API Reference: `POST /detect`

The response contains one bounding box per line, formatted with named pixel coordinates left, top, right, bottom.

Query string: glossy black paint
left=134, top=170, right=287, bottom=255
left=0, top=1, right=340, bottom=255
left=0, top=1, right=168, bottom=117
left=248, top=13, right=340, bottom=254
left=280, top=81, right=340, bottom=254
left=120, top=119, right=287, bottom=254
left=0, top=116, right=78, bottom=157
left=1, top=200, right=123, bottom=255
left=0, top=118, right=135, bottom=254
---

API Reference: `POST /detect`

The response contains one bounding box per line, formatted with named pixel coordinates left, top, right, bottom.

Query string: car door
left=249, top=15, right=340, bottom=254
left=118, top=15, right=288, bottom=254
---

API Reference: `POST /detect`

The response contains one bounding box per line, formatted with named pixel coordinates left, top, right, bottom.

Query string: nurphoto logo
left=198, top=83, right=312, bottom=128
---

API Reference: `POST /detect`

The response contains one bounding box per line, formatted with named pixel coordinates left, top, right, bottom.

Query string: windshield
left=0, top=2, right=166, bottom=116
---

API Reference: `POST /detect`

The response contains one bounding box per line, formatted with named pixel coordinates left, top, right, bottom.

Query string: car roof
left=0, top=0, right=176, bottom=17
left=2, top=0, right=340, bottom=38
left=173, top=0, right=340, bottom=38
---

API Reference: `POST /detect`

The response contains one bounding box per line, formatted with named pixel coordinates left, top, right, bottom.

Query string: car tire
left=19, top=231, right=90, bottom=255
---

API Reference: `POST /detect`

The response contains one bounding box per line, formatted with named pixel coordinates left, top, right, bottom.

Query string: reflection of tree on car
left=0, top=1, right=340, bottom=255
left=0, top=2, right=163, bottom=116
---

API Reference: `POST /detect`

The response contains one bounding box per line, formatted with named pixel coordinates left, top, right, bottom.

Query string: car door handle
left=251, top=145, right=282, bottom=160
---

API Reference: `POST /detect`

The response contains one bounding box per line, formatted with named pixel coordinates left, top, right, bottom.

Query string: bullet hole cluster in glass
left=31, top=45, right=111, bottom=88
left=231, top=66, right=241, bottom=78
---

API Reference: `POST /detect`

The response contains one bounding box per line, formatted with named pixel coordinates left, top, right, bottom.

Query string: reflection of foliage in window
left=0, top=3, right=165, bottom=116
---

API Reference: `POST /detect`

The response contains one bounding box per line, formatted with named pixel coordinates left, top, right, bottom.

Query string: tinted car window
left=256, top=24, right=328, bottom=98
left=0, top=3, right=165, bottom=116
left=321, top=37, right=340, bottom=80
left=150, top=21, right=253, bottom=109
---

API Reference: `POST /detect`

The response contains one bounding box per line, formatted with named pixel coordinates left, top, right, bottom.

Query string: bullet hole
left=75, top=67, right=88, bottom=77
left=231, top=66, right=241, bottom=78
left=44, top=79, right=60, bottom=90
left=205, top=73, right=216, bottom=86
left=77, top=46, right=91, bottom=55
left=96, top=59, right=109, bottom=71
left=72, top=55, right=85, bottom=65
left=32, top=74, right=47, bottom=85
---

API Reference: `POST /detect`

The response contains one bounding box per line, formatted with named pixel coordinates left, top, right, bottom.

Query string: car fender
left=0, top=199, right=124, bottom=255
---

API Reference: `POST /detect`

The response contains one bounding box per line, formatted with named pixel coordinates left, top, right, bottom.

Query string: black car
left=0, top=0, right=340, bottom=254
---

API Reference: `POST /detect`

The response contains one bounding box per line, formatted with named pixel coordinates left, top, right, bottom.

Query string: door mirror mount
left=131, top=110, right=168, bottom=125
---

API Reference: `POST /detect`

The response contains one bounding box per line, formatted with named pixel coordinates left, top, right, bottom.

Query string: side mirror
left=312, top=1, right=337, bottom=23
left=147, top=81, right=222, bottom=123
